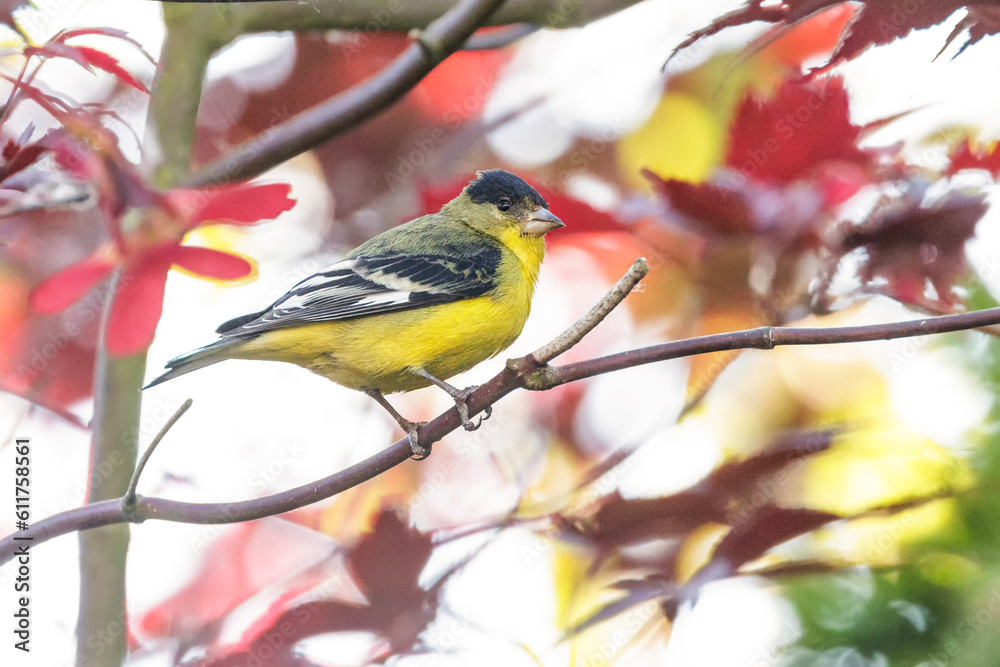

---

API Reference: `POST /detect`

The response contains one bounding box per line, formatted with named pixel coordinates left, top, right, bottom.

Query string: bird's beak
left=521, top=208, right=565, bottom=237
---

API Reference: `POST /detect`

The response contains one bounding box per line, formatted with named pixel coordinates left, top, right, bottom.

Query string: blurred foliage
left=781, top=316, right=1000, bottom=666
left=6, top=0, right=1000, bottom=666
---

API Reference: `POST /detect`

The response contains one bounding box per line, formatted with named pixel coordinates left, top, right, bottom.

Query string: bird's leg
left=412, top=369, right=492, bottom=432
left=363, top=389, right=429, bottom=460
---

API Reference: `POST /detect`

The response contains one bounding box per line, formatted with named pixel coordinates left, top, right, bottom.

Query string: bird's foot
left=364, top=388, right=431, bottom=460
left=451, top=385, right=492, bottom=432
left=410, top=370, right=494, bottom=432
left=405, top=420, right=431, bottom=460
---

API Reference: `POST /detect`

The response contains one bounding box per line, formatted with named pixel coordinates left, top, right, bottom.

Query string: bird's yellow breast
left=233, top=236, right=544, bottom=394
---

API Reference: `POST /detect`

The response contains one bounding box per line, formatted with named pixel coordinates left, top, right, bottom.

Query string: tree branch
left=465, top=23, right=539, bottom=49
left=184, top=0, right=508, bottom=187
left=122, top=398, right=193, bottom=511
left=6, top=260, right=1000, bottom=565
left=531, top=257, right=648, bottom=364
left=546, top=306, right=1000, bottom=387
left=161, top=0, right=643, bottom=35
left=76, top=269, right=146, bottom=667
left=149, top=4, right=234, bottom=187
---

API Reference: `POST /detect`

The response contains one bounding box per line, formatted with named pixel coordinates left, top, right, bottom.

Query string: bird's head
left=449, top=169, right=565, bottom=240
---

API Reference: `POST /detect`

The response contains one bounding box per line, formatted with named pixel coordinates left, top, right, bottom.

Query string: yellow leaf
left=619, top=93, right=723, bottom=189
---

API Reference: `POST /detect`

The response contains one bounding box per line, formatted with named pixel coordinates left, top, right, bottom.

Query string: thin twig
left=547, top=306, right=1000, bottom=387
left=532, top=257, right=648, bottom=364
left=152, top=0, right=642, bottom=33
left=184, top=0, right=507, bottom=187
left=7, top=269, right=1000, bottom=564
left=122, top=398, right=193, bottom=511
left=465, top=23, right=539, bottom=49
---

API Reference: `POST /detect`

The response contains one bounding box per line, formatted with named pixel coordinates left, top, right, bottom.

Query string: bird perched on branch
left=145, top=170, right=564, bottom=458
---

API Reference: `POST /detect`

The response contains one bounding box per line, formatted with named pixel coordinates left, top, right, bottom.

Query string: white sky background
left=0, top=0, right=997, bottom=666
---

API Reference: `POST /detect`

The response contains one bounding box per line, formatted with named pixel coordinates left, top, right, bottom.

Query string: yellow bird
left=145, top=170, right=565, bottom=457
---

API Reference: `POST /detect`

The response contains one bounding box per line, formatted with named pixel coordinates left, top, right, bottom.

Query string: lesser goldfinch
left=146, top=170, right=564, bottom=457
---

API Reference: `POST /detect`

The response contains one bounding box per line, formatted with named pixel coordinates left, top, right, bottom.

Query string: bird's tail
left=143, top=338, right=246, bottom=389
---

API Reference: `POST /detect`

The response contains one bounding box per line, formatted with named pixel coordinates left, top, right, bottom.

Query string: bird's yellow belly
left=235, top=294, right=530, bottom=393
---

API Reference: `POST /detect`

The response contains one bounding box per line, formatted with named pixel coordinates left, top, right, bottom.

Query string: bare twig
left=531, top=257, right=648, bottom=364
left=546, top=306, right=1000, bottom=387
left=7, top=261, right=1000, bottom=565
left=122, top=398, right=193, bottom=511
left=164, top=0, right=643, bottom=34
left=465, top=23, right=540, bottom=49
left=184, top=0, right=507, bottom=186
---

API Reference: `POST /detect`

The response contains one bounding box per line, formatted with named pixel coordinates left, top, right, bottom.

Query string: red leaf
left=346, top=509, right=432, bottom=608
left=954, top=6, right=1000, bottom=58
left=946, top=140, right=1000, bottom=178
left=815, top=161, right=872, bottom=207
left=565, top=490, right=727, bottom=546
left=1, top=75, right=72, bottom=118
left=23, top=42, right=148, bottom=92
left=644, top=170, right=755, bottom=235
left=203, top=601, right=376, bottom=667
left=137, top=522, right=334, bottom=642
left=30, top=258, right=114, bottom=314
left=834, top=190, right=986, bottom=308
left=668, top=0, right=789, bottom=63
left=3, top=341, right=98, bottom=417
left=23, top=42, right=91, bottom=69
left=764, top=5, right=856, bottom=66
left=172, top=246, right=254, bottom=281
left=827, top=0, right=968, bottom=70
left=412, top=48, right=510, bottom=122
left=725, top=76, right=869, bottom=184
left=539, top=189, right=627, bottom=236
left=1, top=139, right=17, bottom=163
left=104, top=245, right=177, bottom=356
left=706, top=429, right=836, bottom=499
left=73, top=45, right=148, bottom=92
left=0, top=140, right=46, bottom=182
left=55, top=27, right=156, bottom=64
left=711, top=505, right=838, bottom=569
left=671, top=1, right=988, bottom=72
left=173, top=182, right=295, bottom=228
left=44, top=129, right=100, bottom=179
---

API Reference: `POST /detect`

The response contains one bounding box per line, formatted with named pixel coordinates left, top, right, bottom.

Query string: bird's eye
left=497, top=199, right=511, bottom=212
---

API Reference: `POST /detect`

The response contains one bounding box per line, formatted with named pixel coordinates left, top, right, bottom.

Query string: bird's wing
left=216, top=248, right=501, bottom=337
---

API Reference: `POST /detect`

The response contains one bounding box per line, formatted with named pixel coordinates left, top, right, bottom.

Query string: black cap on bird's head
left=467, top=169, right=547, bottom=208
left=463, top=169, right=564, bottom=238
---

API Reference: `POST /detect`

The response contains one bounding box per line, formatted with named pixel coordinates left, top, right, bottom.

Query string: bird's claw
left=454, top=386, right=492, bottom=432
left=406, top=421, right=430, bottom=460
